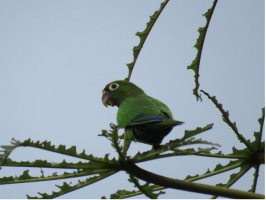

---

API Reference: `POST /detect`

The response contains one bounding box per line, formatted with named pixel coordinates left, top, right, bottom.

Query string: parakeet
left=102, top=80, right=183, bottom=151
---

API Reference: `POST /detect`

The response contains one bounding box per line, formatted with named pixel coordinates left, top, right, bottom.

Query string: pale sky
left=0, top=0, right=264, bottom=198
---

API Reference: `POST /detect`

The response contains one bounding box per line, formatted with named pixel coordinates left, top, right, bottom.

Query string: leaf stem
left=111, top=125, right=126, bottom=165
left=1, top=159, right=121, bottom=170
left=210, top=163, right=253, bottom=199
left=200, top=90, right=257, bottom=155
left=186, top=160, right=250, bottom=182
left=126, top=0, right=169, bottom=81
left=133, top=151, right=250, bottom=163
left=251, top=164, right=260, bottom=193
left=187, top=0, right=218, bottom=100
left=26, top=171, right=117, bottom=199
left=258, top=107, right=265, bottom=152
left=0, top=170, right=117, bottom=185
left=17, top=142, right=118, bottom=166
left=129, top=175, right=154, bottom=199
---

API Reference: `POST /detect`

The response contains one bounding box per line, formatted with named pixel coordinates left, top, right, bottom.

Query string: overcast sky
left=0, top=0, right=264, bottom=199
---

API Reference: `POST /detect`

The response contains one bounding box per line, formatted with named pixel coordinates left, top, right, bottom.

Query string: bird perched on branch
left=102, top=80, right=183, bottom=151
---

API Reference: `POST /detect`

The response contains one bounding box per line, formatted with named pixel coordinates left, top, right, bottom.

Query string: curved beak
left=102, top=90, right=110, bottom=107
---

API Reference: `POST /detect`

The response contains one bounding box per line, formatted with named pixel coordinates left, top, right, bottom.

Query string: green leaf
left=108, top=124, right=127, bottom=163
left=13, top=138, right=120, bottom=166
left=185, top=160, right=246, bottom=182
left=256, top=107, right=265, bottom=152
left=17, top=170, right=38, bottom=181
left=0, top=165, right=117, bottom=185
left=1, top=157, right=120, bottom=171
left=107, top=176, right=165, bottom=199
left=248, top=164, right=260, bottom=193
left=128, top=175, right=163, bottom=199
left=125, top=0, right=169, bottom=81
left=201, top=90, right=257, bottom=155
left=0, top=169, right=38, bottom=184
left=229, top=142, right=264, bottom=164
left=182, top=123, right=214, bottom=140
left=0, top=138, right=21, bottom=168
left=187, top=0, right=218, bottom=101
left=26, top=171, right=117, bottom=199
left=131, top=124, right=217, bottom=163
left=212, top=164, right=253, bottom=198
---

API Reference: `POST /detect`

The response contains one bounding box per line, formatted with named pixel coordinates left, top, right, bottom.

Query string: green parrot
left=102, top=80, right=183, bottom=151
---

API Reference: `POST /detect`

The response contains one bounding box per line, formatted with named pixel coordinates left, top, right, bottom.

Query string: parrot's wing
left=148, top=97, right=173, bottom=118
left=117, top=95, right=183, bottom=128
left=128, top=114, right=183, bottom=126
left=130, top=114, right=168, bottom=124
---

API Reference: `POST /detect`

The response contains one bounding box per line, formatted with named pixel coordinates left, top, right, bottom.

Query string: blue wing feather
left=128, top=114, right=183, bottom=126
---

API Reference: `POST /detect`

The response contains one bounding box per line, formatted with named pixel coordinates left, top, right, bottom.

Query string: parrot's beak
left=102, top=90, right=109, bottom=107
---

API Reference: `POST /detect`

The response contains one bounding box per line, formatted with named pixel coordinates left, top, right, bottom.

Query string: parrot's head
left=102, top=80, right=144, bottom=107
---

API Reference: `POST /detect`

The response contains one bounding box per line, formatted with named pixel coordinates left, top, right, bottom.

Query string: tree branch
left=123, top=162, right=264, bottom=199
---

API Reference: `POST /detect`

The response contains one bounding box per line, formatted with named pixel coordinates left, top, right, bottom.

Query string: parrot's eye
left=109, top=83, right=119, bottom=91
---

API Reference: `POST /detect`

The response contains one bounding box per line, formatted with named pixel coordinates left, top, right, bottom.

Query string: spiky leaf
left=125, top=0, right=169, bottom=81
left=187, top=0, right=218, bottom=100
